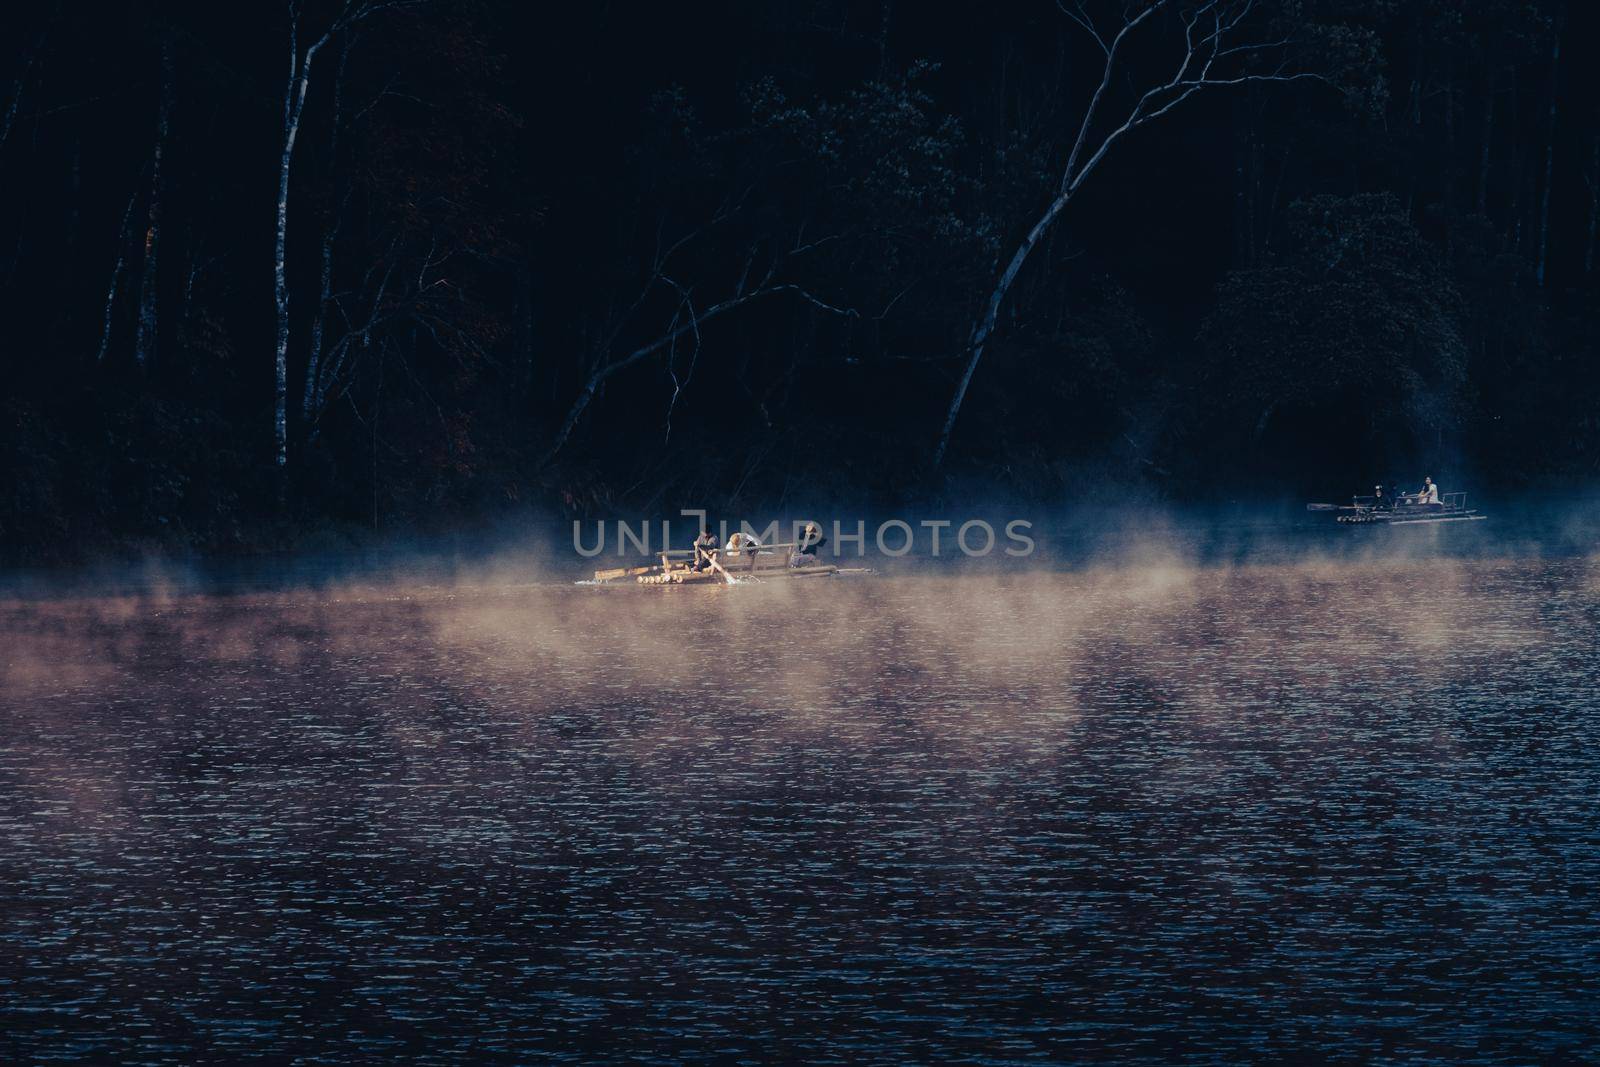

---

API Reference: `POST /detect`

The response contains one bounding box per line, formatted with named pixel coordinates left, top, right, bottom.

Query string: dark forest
left=2, top=0, right=1596, bottom=561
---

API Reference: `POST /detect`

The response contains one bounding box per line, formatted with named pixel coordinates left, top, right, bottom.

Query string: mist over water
left=3, top=515, right=1599, bottom=1062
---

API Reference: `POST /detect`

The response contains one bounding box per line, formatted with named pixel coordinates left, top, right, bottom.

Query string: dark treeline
left=1, top=0, right=1596, bottom=560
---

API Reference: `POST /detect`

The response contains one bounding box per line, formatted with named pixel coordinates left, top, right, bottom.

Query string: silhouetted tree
left=1199, top=193, right=1467, bottom=459
left=931, top=0, right=1379, bottom=467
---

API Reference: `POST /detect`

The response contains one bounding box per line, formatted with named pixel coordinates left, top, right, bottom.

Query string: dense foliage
left=0, top=0, right=1595, bottom=560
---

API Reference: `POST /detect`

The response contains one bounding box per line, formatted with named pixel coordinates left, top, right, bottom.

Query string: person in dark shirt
left=691, top=528, right=718, bottom=572
left=793, top=522, right=826, bottom=565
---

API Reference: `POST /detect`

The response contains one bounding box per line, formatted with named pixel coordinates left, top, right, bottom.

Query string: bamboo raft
left=1307, top=490, right=1486, bottom=527
left=592, top=542, right=839, bottom=585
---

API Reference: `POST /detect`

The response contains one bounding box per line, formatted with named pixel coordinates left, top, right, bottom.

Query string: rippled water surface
left=4, top=557, right=1599, bottom=1063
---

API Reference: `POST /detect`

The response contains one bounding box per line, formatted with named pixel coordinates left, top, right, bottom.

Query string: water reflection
left=3, top=558, right=1598, bottom=1062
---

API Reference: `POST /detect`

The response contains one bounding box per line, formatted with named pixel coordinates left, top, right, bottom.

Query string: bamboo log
left=594, top=565, right=654, bottom=582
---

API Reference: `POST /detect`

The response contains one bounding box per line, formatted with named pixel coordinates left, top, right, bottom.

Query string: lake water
left=3, top=554, right=1598, bottom=1062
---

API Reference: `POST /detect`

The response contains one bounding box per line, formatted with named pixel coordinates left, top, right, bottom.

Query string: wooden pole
left=707, top=553, right=737, bottom=585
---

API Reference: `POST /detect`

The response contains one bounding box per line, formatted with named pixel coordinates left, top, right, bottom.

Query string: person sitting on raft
left=1416, top=477, right=1441, bottom=506
left=691, top=527, right=719, bottom=572
left=725, top=531, right=762, bottom=555
left=791, top=522, right=827, bottom=567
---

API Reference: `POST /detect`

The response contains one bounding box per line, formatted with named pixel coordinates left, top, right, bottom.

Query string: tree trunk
left=96, top=189, right=140, bottom=364
left=50, top=137, right=83, bottom=348
left=134, top=42, right=174, bottom=371
left=876, top=0, right=893, bottom=78
left=1232, top=97, right=1249, bottom=264
left=1251, top=401, right=1277, bottom=448
left=181, top=229, right=201, bottom=346
left=302, top=36, right=350, bottom=426
left=301, top=222, right=338, bottom=422
left=932, top=193, right=1069, bottom=468
left=276, top=23, right=332, bottom=473
left=0, top=34, right=39, bottom=160
left=275, top=107, right=298, bottom=469
left=1585, top=131, right=1598, bottom=276
left=1442, top=72, right=1456, bottom=251
left=513, top=256, right=535, bottom=399
left=65, top=138, right=81, bottom=252
left=1248, top=131, right=1263, bottom=265
left=1536, top=18, right=1562, bottom=288
left=1509, top=72, right=1523, bottom=250
left=1262, top=131, right=1296, bottom=255
left=1477, top=64, right=1495, bottom=216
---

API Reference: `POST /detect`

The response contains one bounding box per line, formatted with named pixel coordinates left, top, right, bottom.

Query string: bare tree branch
left=932, top=0, right=1325, bottom=468
left=1055, top=1, right=1108, bottom=55
left=540, top=281, right=858, bottom=467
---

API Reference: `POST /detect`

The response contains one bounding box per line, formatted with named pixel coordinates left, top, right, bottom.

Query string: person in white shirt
left=1417, top=477, right=1440, bottom=505
left=725, top=531, right=761, bottom=554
